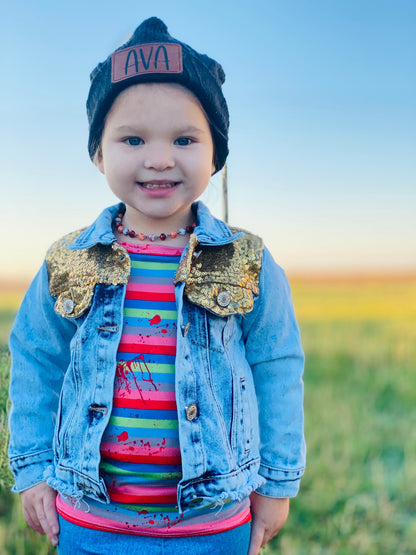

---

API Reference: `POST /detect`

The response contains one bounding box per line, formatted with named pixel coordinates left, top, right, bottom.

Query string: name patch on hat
left=111, top=43, right=183, bottom=83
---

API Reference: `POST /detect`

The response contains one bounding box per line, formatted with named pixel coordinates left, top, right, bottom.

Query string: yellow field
left=1, top=274, right=416, bottom=322
left=290, top=274, right=416, bottom=322
left=0, top=281, right=29, bottom=312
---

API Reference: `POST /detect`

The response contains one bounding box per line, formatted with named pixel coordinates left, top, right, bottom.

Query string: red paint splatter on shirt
left=117, top=431, right=129, bottom=442
left=149, top=315, right=161, bottom=326
left=115, top=355, right=158, bottom=404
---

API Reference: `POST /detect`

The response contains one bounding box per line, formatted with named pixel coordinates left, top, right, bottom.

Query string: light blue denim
left=57, top=516, right=251, bottom=555
left=9, top=201, right=305, bottom=515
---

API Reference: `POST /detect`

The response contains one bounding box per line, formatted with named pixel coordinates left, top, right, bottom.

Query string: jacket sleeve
left=242, top=247, right=305, bottom=498
left=8, top=260, right=76, bottom=493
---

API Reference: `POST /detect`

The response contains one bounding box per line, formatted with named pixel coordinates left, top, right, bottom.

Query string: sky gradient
left=1, top=0, right=415, bottom=280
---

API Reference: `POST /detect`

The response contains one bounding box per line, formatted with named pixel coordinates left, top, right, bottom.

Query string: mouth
left=138, top=181, right=180, bottom=190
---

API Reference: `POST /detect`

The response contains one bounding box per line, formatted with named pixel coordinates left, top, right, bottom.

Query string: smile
left=138, top=181, right=180, bottom=189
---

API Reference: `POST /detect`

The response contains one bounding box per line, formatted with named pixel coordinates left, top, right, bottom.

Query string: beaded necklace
left=114, top=213, right=195, bottom=242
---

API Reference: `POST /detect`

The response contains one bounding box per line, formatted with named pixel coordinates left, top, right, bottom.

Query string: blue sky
left=1, top=0, right=415, bottom=279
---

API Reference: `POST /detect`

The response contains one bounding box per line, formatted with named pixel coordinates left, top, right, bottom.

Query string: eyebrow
left=175, top=125, right=206, bottom=135
left=114, top=125, right=142, bottom=133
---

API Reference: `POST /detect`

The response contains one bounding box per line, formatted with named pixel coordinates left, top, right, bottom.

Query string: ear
left=97, top=152, right=105, bottom=175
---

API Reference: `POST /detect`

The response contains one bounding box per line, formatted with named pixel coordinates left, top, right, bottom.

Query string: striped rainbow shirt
left=57, top=241, right=250, bottom=536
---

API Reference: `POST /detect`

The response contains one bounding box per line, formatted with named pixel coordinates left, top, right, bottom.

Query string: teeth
left=141, top=182, right=176, bottom=189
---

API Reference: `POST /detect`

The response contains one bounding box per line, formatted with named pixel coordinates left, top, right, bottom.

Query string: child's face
left=97, top=83, right=215, bottom=229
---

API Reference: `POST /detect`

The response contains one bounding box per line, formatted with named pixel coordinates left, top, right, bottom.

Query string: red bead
left=129, top=230, right=136, bottom=238
left=159, top=233, right=167, bottom=241
left=171, top=231, right=177, bottom=238
left=138, top=233, right=145, bottom=241
left=117, top=225, right=124, bottom=233
left=186, top=225, right=193, bottom=233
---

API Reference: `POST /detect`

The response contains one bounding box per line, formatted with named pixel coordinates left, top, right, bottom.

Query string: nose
left=143, top=143, right=175, bottom=171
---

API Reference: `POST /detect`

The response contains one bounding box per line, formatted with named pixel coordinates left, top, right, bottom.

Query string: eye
left=174, top=137, right=193, bottom=146
left=125, top=137, right=144, bottom=146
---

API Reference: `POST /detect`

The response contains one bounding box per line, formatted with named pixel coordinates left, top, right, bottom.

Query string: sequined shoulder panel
left=175, top=229, right=263, bottom=316
left=46, top=229, right=130, bottom=318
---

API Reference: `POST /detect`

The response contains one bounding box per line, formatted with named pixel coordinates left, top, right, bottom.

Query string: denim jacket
left=8, top=201, right=305, bottom=514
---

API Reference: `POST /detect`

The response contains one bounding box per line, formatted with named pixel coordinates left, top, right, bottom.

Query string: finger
left=43, top=492, right=59, bottom=546
left=36, top=500, right=57, bottom=545
left=247, top=521, right=265, bottom=555
left=37, top=501, right=58, bottom=546
left=37, top=504, right=50, bottom=537
left=23, top=503, right=45, bottom=535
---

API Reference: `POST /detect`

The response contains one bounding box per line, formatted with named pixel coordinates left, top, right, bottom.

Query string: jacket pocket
left=46, top=234, right=130, bottom=319
left=184, top=301, right=236, bottom=353
left=175, top=231, right=263, bottom=317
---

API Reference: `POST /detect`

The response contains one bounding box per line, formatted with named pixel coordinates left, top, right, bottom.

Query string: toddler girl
left=8, top=17, right=305, bottom=555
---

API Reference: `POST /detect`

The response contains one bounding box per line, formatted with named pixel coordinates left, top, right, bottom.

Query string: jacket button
left=181, top=322, right=190, bottom=337
left=216, top=291, right=231, bottom=307
left=62, top=298, right=75, bottom=314
left=188, top=496, right=203, bottom=506
left=185, top=404, right=198, bottom=421
left=88, top=404, right=108, bottom=415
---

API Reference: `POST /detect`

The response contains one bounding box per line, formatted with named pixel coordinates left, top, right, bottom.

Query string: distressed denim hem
left=44, top=464, right=109, bottom=504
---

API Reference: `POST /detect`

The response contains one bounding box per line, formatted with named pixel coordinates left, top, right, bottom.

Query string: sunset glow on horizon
left=2, top=0, right=415, bottom=281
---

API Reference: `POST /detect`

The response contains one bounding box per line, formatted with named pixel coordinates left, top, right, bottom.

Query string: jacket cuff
left=256, top=463, right=305, bottom=498
left=9, top=449, right=53, bottom=493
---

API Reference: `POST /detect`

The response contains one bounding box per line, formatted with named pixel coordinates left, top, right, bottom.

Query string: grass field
left=0, top=275, right=415, bottom=554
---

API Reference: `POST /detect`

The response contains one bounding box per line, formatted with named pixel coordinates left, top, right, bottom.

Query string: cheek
left=99, top=145, right=134, bottom=176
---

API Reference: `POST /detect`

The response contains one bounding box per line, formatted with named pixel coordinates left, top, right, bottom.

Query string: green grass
left=1, top=293, right=415, bottom=553
left=0, top=332, right=57, bottom=555
left=268, top=319, right=416, bottom=554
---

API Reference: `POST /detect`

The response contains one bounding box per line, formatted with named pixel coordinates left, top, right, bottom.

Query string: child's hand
left=20, top=482, right=59, bottom=547
left=248, top=492, right=289, bottom=555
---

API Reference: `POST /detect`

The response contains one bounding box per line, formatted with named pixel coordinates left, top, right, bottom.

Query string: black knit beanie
left=87, top=17, right=229, bottom=173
